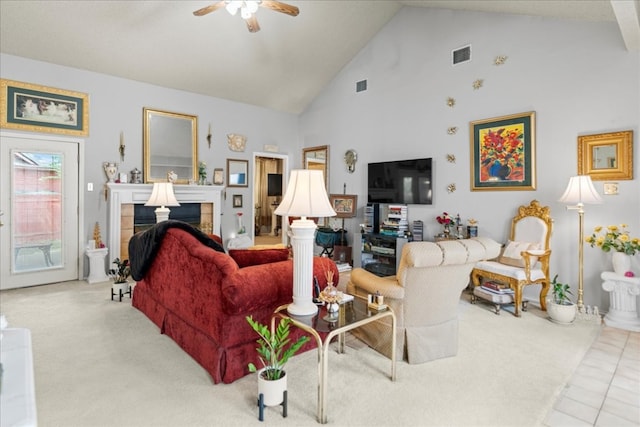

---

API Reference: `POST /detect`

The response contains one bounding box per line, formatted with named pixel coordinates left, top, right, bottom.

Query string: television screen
left=368, top=158, right=432, bottom=204
left=267, top=173, right=283, bottom=196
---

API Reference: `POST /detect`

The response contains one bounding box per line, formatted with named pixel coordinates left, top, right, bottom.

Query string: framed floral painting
left=470, top=111, right=536, bottom=191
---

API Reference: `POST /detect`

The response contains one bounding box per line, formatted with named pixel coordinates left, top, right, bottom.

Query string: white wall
left=2, top=7, right=638, bottom=311
left=1, top=53, right=301, bottom=276
left=299, top=7, right=640, bottom=311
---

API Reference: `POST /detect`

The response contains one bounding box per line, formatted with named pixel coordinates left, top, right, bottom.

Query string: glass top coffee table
left=272, top=296, right=396, bottom=424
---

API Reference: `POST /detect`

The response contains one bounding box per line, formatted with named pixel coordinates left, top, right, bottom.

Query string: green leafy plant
left=109, top=258, right=130, bottom=284
left=550, top=274, right=573, bottom=305
left=246, top=316, right=309, bottom=381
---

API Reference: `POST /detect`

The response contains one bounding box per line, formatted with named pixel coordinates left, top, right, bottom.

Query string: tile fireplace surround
left=107, top=183, right=224, bottom=261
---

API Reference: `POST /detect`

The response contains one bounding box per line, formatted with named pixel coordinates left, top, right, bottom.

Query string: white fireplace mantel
left=107, top=183, right=224, bottom=261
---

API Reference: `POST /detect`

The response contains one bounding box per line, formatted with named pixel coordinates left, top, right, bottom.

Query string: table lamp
left=559, top=175, right=602, bottom=310
left=145, top=182, right=180, bottom=223
left=275, top=169, right=336, bottom=316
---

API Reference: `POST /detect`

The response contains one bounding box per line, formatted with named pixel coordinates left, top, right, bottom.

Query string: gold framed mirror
left=302, top=145, right=329, bottom=190
left=578, top=130, right=633, bottom=180
left=143, top=107, right=198, bottom=184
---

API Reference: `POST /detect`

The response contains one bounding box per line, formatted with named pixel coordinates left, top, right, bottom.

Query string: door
left=1, top=133, right=79, bottom=289
left=253, top=153, right=288, bottom=244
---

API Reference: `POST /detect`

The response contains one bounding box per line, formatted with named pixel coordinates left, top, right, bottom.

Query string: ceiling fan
left=193, top=1, right=299, bottom=33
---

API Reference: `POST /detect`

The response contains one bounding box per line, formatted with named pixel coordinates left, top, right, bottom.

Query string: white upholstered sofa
left=347, top=237, right=500, bottom=364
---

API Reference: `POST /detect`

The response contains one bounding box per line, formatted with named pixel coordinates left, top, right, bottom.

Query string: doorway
left=1, top=132, right=81, bottom=289
left=252, top=153, right=287, bottom=246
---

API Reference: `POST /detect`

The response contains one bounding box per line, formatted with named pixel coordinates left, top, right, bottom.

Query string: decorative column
left=601, top=271, right=640, bottom=332
left=86, top=248, right=109, bottom=284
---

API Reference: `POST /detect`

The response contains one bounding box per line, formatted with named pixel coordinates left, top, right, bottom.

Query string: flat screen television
left=267, top=173, right=283, bottom=196
left=368, top=158, right=433, bottom=204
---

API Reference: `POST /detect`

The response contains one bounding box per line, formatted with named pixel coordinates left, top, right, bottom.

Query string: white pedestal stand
left=86, top=247, right=109, bottom=284
left=601, top=271, right=640, bottom=332
left=271, top=204, right=279, bottom=236
left=288, top=219, right=318, bottom=316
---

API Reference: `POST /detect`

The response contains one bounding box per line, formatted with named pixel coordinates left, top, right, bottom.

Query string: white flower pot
left=257, top=369, right=287, bottom=407
left=547, top=300, right=577, bottom=325
left=612, top=252, right=632, bottom=276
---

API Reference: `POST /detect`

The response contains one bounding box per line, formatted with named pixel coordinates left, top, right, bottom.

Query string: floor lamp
left=145, top=182, right=180, bottom=223
left=559, top=175, right=602, bottom=311
left=275, top=170, right=336, bottom=316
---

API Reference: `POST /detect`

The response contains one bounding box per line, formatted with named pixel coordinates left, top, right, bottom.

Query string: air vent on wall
left=356, top=80, right=367, bottom=92
left=452, top=45, right=471, bottom=66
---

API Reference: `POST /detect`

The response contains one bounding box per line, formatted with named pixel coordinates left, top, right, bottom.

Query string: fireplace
left=107, top=183, right=223, bottom=261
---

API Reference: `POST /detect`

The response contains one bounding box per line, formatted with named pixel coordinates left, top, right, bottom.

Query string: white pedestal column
left=288, top=219, right=318, bottom=316
left=601, top=271, right=640, bottom=332
left=86, top=248, right=109, bottom=284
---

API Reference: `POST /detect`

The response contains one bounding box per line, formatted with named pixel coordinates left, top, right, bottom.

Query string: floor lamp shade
left=275, top=170, right=336, bottom=316
left=145, top=182, right=180, bottom=223
left=559, top=175, right=603, bottom=205
left=559, top=175, right=602, bottom=309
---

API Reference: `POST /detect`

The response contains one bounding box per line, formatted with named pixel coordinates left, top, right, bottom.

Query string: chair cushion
left=474, top=260, right=546, bottom=281
left=498, top=240, right=540, bottom=267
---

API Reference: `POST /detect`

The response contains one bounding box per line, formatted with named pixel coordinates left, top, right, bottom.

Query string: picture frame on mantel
left=0, top=78, right=89, bottom=136
left=578, top=130, right=633, bottom=180
left=470, top=111, right=536, bottom=191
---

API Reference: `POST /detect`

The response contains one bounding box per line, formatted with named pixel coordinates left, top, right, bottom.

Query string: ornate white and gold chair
left=471, top=200, right=552, bottom=317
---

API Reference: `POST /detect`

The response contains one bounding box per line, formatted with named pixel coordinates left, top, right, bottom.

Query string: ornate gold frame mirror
left=143, top=107, right=198, bottom=184
left=302, top=145, right=329, bottom=190
left=578, top=130, right=633, bottom=180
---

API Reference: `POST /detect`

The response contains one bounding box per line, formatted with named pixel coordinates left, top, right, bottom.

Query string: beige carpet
left=0, top=281, right=601, bottom=426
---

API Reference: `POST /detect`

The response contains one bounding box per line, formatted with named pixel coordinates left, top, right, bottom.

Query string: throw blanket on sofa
left=129, top=220, right=225, bottom=281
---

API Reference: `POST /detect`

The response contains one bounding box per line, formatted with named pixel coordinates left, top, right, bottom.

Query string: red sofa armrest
left=228, top=248, right=290, bottom=268
left=221, top=257, right=338, bottom=315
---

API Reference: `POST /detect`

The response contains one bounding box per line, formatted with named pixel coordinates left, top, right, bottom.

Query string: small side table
left=601, top=271, right=640, bottom=332
left=86, top=247, right=109, bottom=283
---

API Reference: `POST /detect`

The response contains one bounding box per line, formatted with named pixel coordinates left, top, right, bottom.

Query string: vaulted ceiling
left=1, top=1, right=638, bottom=114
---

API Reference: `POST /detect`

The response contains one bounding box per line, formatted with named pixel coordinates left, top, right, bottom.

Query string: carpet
left=0, top=281, right=601, bottom=426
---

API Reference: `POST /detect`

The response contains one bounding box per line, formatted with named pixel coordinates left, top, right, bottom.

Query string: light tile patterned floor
left=545, top=326, right=640, bottom=427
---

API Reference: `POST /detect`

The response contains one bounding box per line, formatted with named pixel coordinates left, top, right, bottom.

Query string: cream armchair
left=470, top=200, right=553, bottom=317
left=347, top=238, right=500, bottom=364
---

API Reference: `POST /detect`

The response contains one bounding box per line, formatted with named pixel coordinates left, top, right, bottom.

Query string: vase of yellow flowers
left=585, top=224, right=639, bottom=276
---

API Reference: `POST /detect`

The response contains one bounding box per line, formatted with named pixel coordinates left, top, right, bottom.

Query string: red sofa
left=131, top=226, right=338, bottom=384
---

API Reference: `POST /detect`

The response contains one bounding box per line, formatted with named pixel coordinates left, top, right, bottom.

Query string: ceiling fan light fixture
left=246, top=1, right=261, bottom=14
left=240, top=8, right=252, bottom=19
left=225, top=1, right=261, bottom=18
left=225, top=1, right=241, bottom=16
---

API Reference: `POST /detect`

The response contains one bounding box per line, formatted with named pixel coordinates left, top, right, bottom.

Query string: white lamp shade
left=145, top=183, right=180, bottom=208
left=274, top=170, right=336, bottom=218
left=558, top=175, right=603, bottom=205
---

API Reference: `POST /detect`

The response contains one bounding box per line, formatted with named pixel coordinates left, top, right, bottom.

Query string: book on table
left=481, top=281, right=514, bottom=294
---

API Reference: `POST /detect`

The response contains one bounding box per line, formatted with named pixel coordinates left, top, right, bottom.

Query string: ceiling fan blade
left=260, top=1, right=299, bottom=17
left=193, top=1, right=226, bottom=17
left=245, top=15, right=261, bottom=33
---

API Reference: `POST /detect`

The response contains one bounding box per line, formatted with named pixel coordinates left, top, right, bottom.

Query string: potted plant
left=109, top=258, right=131, bottom=298
left=547, top=274, right=577, bottom=324
left=585, top=224, right=640, bottom=275
left=246, top=315, right=309, bottom=407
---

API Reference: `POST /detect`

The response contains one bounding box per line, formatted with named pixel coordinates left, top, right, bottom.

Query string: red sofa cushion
left=228, top=248, right=290, bottom=268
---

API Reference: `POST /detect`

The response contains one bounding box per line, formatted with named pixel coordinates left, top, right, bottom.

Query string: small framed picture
left=233, top=194, right=243, bottom=208
left=213, top=168, right=224, bottom=185
left=329, top=194, right=358, bottom=218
